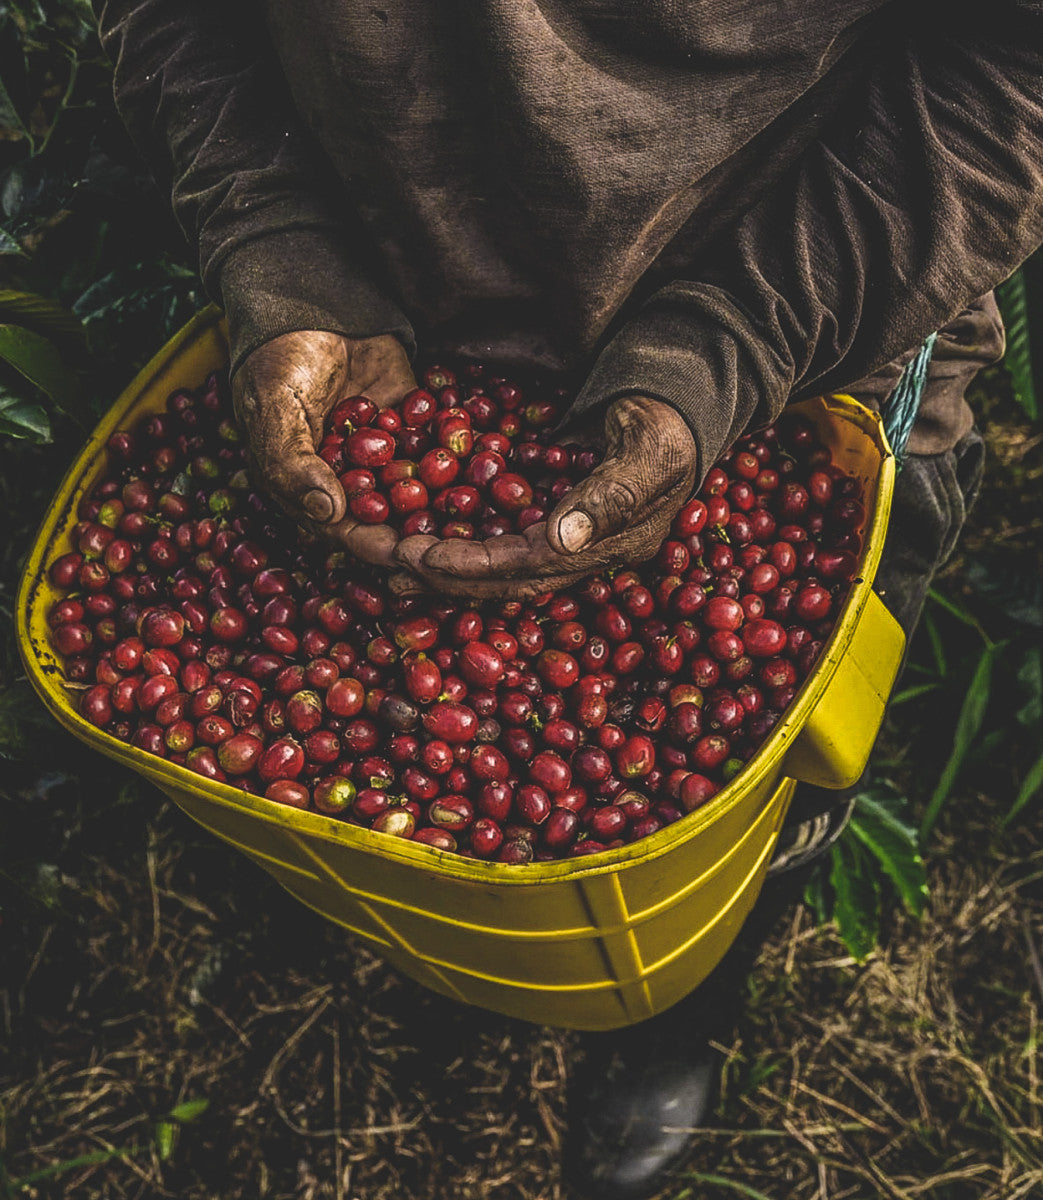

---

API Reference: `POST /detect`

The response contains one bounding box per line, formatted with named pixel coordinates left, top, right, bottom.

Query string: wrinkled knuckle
left=663, top=426, right=698, bottom=477
left=267, top=451, right=305, bottom=495
left=634, top=531, right=663, bottom=562
left=611, top=394, right=644, bottom=421
left=441, top=563, right=471, bottom=582
left=425, top=546, right=486, bottom=581
left=283, top=429, right=317, bottom=460
left=599, top=475, right=638, bottom=512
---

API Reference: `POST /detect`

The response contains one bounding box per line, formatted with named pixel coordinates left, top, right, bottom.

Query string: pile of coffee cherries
left=318, top=372, right=597, bottom=538
left=45, top=362, right=865, bottom=862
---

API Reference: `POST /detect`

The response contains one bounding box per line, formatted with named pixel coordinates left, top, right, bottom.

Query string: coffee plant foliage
left=0, top=0, right=201, bottom=444
left=997, top=255, right=1043, bottom=422
left=810, top=575, right=1043, bottom=959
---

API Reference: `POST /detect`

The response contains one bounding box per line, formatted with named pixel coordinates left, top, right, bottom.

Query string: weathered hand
left=232, top=330, right=416, bottom=566
left=394, top=395, right=699, bottom=599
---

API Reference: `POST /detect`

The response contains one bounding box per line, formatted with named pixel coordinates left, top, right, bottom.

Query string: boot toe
left=562, top=1040, right=717, bottom=1200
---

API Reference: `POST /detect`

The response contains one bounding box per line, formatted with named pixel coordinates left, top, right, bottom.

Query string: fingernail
left=302, top=489, right=334, bottom=522
left=558, top=509, right=594, bottom=552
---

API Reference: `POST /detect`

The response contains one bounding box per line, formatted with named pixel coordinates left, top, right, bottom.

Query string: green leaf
left=889, top=681, right=941, bottom=707
left=902, top=661, right=938, bottom=677
left=0, top=11, right=31, bottom=143
left=44, top=0, right=97, bottom=49
left=6, top=1146, right=140, bottom=1188
left=0, top=69, right=28, bottom=143
left=829, top=833, right=880, bottom=961
left=679, top=1174, right=776, bottom=1200
left=0, top=322, right=77, bottom=410
left=168, top=1098, right=209, bottom=1124
left=927, top=587, right=988, bottom=632
left=70, top=261, right=204, bottom=400
left=0, top=226, right=24, bottom=256
left=966, top=727, right=1006, bottom=767
left=1016, top=647, right=1043, bottom=729
left=920, top=641, right=1004, bottom=840
left=923, top=611, right=947, bottom=679
left=6, top=1, right=50, bottom=38
left=153, top=1097, right=208, bottom=1162
left=846, top=792, right=928, bottom=918
left=1002, top=748, right=1043, bottom=829
left=41, top=0, right=95, bottom=48
left=803, top=865, right=830, bottom=925
left=0, top=386, right=50, bottom=441
left=153, top=1120, right=175, bottom=1162
left=0, top=288, right=85, bottom=351
left=0, top=158, right=76, bottom=239
left=966, top=555, right=1043, bottom=630
left=997, top=269, right=1039, bottom=420
left=73, top=261, right=199, bottom=328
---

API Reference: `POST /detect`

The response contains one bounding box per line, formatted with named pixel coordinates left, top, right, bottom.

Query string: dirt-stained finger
left=326, top=519, right=400, bottom=568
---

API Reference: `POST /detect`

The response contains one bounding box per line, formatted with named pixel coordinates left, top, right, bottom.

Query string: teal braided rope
left=882, top=331, right=937, bottom=467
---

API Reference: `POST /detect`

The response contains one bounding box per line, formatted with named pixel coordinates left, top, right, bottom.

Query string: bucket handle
left=783, top=589, right=906, bottom=790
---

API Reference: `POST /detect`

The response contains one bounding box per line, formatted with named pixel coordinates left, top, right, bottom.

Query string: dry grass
left=689, top=825, right=1043, bottom=1200
left=1, top=785, right=578, bottom=1199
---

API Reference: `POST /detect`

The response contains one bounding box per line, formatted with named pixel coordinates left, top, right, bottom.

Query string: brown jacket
left=95, top=1, right=1043, bottom=475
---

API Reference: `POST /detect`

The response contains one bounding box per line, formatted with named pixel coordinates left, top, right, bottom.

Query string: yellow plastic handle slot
left=783, top=589, right=906, bottom=790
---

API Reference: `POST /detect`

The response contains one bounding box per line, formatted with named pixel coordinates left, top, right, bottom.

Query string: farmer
left=94, top=2, right=1041, bottom=1196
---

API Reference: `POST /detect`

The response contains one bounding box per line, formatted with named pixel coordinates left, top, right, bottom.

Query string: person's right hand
left=395, top=394, right=698, bottom=600
left=232, top=330, right=416, bottom=567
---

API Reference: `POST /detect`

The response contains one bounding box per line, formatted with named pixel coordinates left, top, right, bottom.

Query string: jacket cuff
left=213, top=227, right=416, bottom=375
left=567, top=284, right=781, bottom=485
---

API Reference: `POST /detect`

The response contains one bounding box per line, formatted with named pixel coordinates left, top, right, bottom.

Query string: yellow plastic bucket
left=17, top=308, right=905, bottom=1031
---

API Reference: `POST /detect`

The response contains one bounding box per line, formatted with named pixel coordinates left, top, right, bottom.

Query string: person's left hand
left=393, top=395, right=699, bottom=600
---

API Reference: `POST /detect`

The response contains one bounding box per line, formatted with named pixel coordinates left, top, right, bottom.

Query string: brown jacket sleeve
left=571, top=2, right=1043, bottom=480
left=92, top=0, right=414, bottom=374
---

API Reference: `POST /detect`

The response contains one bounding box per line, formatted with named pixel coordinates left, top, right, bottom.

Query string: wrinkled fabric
left=874, top=426, right=988, bottom=636
left=93, top=1, right=1043, bottom=480
left=846, top=292, right=1005, bottom=454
